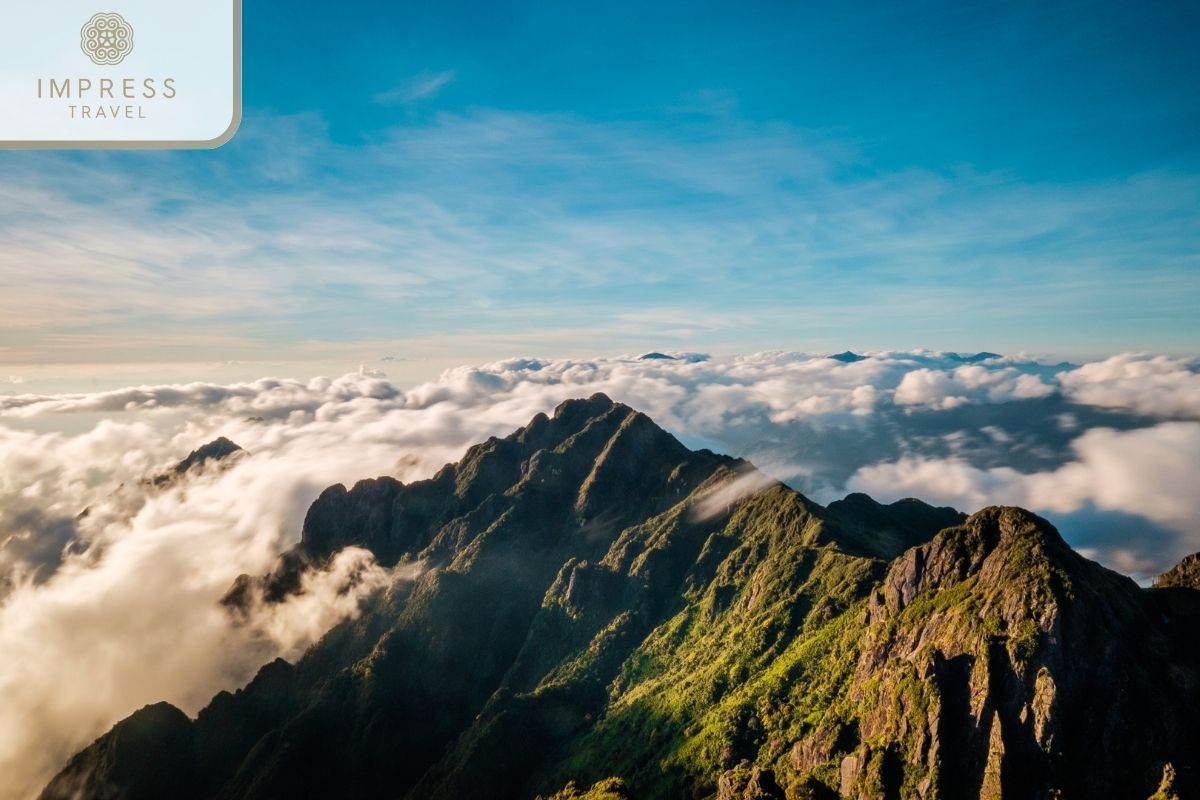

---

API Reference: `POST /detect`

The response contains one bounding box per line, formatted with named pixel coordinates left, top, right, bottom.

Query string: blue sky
left=1, top=0, right=1198, bottom=383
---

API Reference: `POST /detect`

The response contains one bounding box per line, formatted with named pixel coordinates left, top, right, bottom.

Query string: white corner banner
left=0, top=1, right=241, bottom=148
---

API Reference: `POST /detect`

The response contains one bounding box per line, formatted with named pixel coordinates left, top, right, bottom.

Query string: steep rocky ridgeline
left=798, top=508, right=1199, bottom=798
left=41, top=396, right=1200, bottom=800
left=1155, top=553, right=1200, bottom=591
left=148, top=436, right=245, bottom=488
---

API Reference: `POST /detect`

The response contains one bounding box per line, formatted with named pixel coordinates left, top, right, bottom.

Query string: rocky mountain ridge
left=41, top=396, right=1200, bottom=800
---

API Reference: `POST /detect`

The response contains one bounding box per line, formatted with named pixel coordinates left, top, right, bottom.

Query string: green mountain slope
left=40, top=396, right=1199, bottom=800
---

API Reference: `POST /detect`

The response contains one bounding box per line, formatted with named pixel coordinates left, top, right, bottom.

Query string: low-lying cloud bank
left=0, top=350, right=1197, bottom=799
left=848, top=421, right=1200, bottom=575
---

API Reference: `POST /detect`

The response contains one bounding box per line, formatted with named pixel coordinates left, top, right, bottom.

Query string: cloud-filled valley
left=1, top=349, right=1199, bottom=799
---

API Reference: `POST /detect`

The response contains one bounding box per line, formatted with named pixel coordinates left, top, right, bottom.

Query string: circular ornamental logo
left=81, top=13, right=134, bottom=66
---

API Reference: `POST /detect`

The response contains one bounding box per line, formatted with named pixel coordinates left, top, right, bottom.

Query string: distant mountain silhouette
left=946, top=351, right=1002, bottom=363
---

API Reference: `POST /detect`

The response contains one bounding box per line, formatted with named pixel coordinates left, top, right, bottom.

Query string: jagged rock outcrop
left=43, top=399, right=1200, bottom=800
left=1156, top=553, right=1200, bottom=590
left=798, top=507, right=1200, bottom=799
left=716, top=763, right=786, bottom=799
left=149, top=436, right=244, bottom=487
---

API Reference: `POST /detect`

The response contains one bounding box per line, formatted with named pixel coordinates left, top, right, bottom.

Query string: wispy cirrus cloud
left=374, top=69, right=456, bottom=104
left=1, top=111, right=1197, bottom=368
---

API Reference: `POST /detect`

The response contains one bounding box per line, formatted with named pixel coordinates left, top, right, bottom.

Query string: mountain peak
left=1155, top=553, right=1200, bottom=590
left=175, top=436, right=243, bottom=474
left=552, top=392, right=617, bottom=420
left=276, top=395, right=718, bottom=576
left=845, top=501, right=1194, bottom=800
left=966, top=504, right=1068, bottom=548
left=46, top=402, right=1200, bottom=800
left=40, top=702, right=194, bottom=800
left=946, top=350, right=1002, bottom=363
left=824, top=492, right=965, bottom=560
left=148, top=437, right=244, bottom=487
left=878, top=505, right=1075, bottom=616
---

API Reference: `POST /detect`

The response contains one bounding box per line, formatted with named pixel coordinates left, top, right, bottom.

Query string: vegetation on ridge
left=41, top=397, right=1200, bottom=800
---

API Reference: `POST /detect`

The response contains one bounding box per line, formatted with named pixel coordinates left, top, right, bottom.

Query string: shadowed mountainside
left=41, top=396, right=1200, bottom=800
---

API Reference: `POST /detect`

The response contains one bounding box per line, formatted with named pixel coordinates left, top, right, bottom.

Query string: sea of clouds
left=0, top=349, right=1198, bottom=799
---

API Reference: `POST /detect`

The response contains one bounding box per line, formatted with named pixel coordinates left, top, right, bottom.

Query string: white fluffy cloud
left=0, top=415, right=443, bottom=800
left=894, top=365, right=1054, bottom=409
left=0, top=350, right=1196, bottom=799
left=1059, top=353, right=1200, bottom=419
left=848, top=422, right=1200, bottom=577
left=0, top=350, right=1046, bottom=423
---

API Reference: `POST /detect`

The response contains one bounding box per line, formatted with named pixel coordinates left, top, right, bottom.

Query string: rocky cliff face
left=41, top=397, right=1200, bottom=800
left=823, top=508, right=1198, bottom=798
left=1156, top=553, right=1200, bottom=591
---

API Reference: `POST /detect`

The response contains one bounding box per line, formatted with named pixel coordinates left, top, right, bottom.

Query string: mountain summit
left=42, top=398, right=1199, bottom=800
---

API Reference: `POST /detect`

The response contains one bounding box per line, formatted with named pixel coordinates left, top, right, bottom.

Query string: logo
left=2, top=0, right=241, bottom=149
left=81, top=13, right=134, bottom=66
